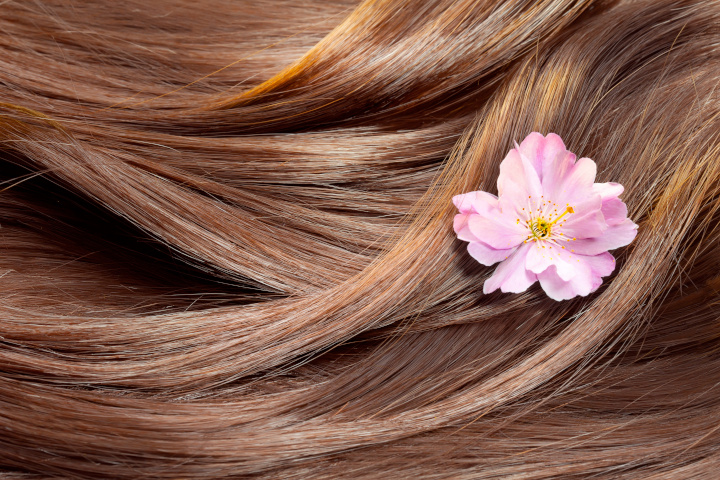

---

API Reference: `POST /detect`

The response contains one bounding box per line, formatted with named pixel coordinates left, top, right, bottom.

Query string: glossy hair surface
left=1, top=0, right=719, bottom=478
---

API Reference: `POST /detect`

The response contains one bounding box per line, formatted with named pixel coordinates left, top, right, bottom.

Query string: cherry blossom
left=453, top=132, right=637, bottom=301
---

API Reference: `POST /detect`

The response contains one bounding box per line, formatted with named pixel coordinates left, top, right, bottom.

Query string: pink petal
left=497, top=148, right=543, bottom=208
left=543, top=157, right=597, bottom=207
left=570, top=218, right=638, bottom=256
left=454, top=214, right=479, bottom=242
left=569, top=157, right=598, bottom=188
left=483, top=243, right=537, bottom=294
left=601, top=197, right=628, bottom=226
left=452, top=191, right=499, bottom=215
left=583, top=251, right=617, bottom=277
left=537, top=252, right=616, bottom=300
left=555, top=194, right=604, bottom=239
left=538, top=133, right=568, bottom=170
left=562, top=157, right=597, bottom=202
left=535, top=133, right=571, bottom=181
left=566, top=252, right=613, bottom=296
left=540, top=150, right=576, bottom=201
left=467, top=214, right=527, bottom=250
left=593, top=182, right=624, bottom=200
left=525, top=241, right=576, bottom=281
left=559, top=210, right=607, bottom=239
left=517, top=132, right=545, bottom=176
left=516, top=133, right=569, bottom=183
left=468, top=241, right=516, bottom=267
left=537, top=267, right=577, bottom=300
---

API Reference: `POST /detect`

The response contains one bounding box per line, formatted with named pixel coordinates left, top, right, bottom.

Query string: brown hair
left=1, top=0, right=720, bottom=477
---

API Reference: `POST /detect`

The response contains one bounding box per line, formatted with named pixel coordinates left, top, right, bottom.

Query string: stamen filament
left=549, top=206, right=574, bottom=226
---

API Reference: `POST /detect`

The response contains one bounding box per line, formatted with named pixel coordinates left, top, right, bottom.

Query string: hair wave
left=1, top=0, right=720, bottom=478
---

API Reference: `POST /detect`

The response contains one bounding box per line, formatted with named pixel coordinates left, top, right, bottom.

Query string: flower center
left=530, top=219, right=551, bottom=239
left=523, top=204, right=575, bottom=242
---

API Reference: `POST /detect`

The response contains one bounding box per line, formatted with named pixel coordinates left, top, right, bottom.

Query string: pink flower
left=453, top=132, right=638, bottom=301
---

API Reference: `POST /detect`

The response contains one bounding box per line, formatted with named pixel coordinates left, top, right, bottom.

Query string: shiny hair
left=1, top=0, right=720, bottom=478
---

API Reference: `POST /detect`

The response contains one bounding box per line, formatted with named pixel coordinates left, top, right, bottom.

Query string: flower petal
left=601, top=197, right=628, bottom=226
left=593, top=182, right=624, bottom=200
left=516, top=132, right=570, bottom=182
left=562, top=157, right=597, bottom=202
left=541, top=133, right=569, bottom=163
left=558, top=211, right=607, bottom=240
left=454, top=214, right=478, bottom=242
left=467, top=214, right=527, bottom=250
left=537, top=252, right=616, bottom=300
left=537, top=266, right=576, bottom=301
left=540, top=150, right=576, bottom=201
left=467, top=241, right=516, bottom=267
left=517, top=132, right=545, bottom=177
left=497, top=148, right=543, bottom=208
left=543, top=156, right=597, bottom=207
left=570, top=218, right=638, bottom=255
left=525, top=241, right=576, bottom=281
left=583, top=251, right=617, bottom=277
left=452, top=191, right=499, bottom=215
left=555, top=194, right=605, bottom=239
left=483, top=243, right=537, bottom=294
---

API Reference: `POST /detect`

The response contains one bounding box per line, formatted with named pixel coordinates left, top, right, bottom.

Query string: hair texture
left=1, top=0, right=720, bottom=478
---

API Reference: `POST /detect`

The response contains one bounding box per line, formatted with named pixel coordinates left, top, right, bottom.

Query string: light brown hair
left=1, top=0, right=719, bottom=478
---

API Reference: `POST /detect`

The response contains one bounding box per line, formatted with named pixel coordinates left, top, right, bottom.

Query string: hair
left=1, top=0, right=719, bottom=478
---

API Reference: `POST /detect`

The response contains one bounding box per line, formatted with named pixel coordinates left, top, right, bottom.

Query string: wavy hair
left=1, top=0, right=719, bottom=478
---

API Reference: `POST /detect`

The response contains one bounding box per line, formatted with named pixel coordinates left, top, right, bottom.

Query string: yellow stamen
left=525, top=201, right=576, bottom=241
left=549, top=206, right=574, bottom=226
